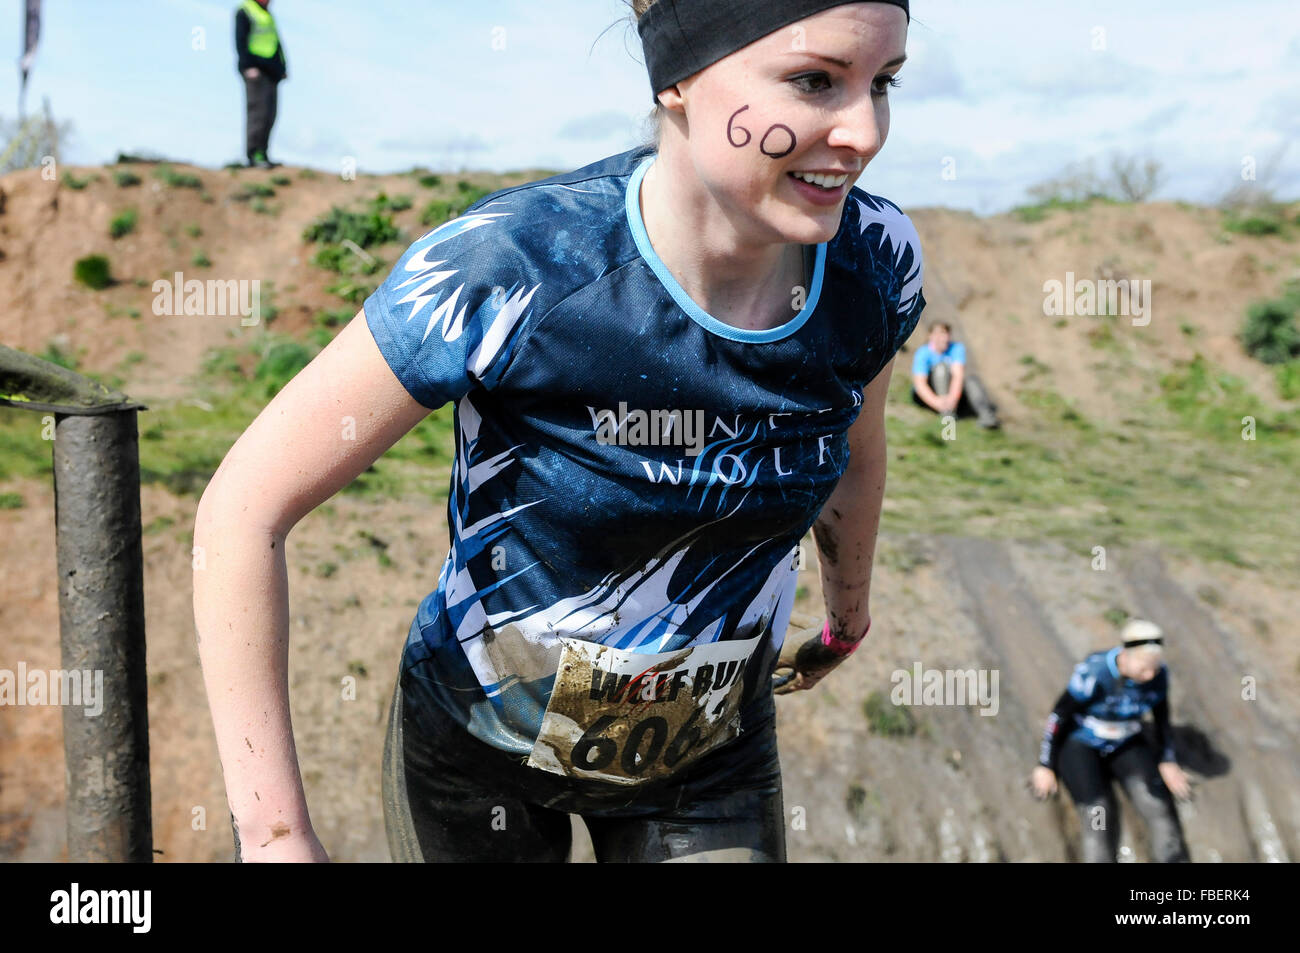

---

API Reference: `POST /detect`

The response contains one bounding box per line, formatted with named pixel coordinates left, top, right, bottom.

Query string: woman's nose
left=827, top=106, right=884, bottom=163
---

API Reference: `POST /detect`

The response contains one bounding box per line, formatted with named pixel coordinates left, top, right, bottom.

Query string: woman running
left=1031, top=620, right=1192, bottom=862
left=194, top=0, right=924, bottom=862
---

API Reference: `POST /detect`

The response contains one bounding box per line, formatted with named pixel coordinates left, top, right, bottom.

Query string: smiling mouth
left=788, top=171, right=850, bottom=191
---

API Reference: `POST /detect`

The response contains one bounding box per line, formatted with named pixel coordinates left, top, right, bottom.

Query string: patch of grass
left=1240, top=284, right=1300, bottom=364
left=233, top=182, right=276, bottom=201
left=863, top=691, right=917, bottom=738
left=37, top=340, right=79, bottom=371
left=1223, top=208, right=1287, bottom=236
left=191, top=249, right=211, bottom=268
left=73, top=254, right=113, bottom=289
left=418, top=173, right=442, bottom=188
left=251, top=197, right=274, bottom=215
left=144, top=515, right=176, bottom=535
left=373, top=192, right=413, bottom=212
left=184, top=222, right=202, bottom=238
left=298, top=168, right=320, bottom=180
left=1277, top=360, right=1300, bottom=401
left=303, top=200, right=400, bottom=248
left=311, top=244, right=384, bottom=275
left=61, top=170, right=93, bottom=190
left=1010, top=196, right=1114, bottom=223
left=0, top=492, right=25, bottom=509
left=153, top=164, right=203, bottom=189
left=419, top=185, right=494, bottom=227
left=109, top=207, right=138, bottom=239
left=270, top=174, right=292, bottom=187
left=325, top=278, right=377, bottom=305
left=881, top=354, right=1300, bottom=576
left=1103, top=607, right=1130, bottom=628
left=114, top=170, right=142, bottom=188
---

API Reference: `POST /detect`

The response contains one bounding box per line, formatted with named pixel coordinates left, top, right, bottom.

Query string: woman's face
left=1119, top=648, right=1162, bottom=683
left=665, top=3, right=908, bottom=245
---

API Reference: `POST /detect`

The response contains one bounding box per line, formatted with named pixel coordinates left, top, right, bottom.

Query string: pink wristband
left=821, top=618, right=869, bottom=658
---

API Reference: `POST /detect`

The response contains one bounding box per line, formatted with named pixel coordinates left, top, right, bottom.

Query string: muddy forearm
left=812, top=428, right=885, bottom=644
left=193, top=499, right=313, bottom=850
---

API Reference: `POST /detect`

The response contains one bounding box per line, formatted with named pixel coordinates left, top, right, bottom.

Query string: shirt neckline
left=624, top=153, right=827, bottom=344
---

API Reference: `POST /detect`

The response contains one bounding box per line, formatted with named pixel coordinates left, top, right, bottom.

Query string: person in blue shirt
left=910, top=320, right=1000, bottom=428
left=195, top=0, right=923, bottom=863
left=1030, top=619, right=1192, bottom=862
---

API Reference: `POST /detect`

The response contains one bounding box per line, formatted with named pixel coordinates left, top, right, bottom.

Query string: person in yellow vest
left=235, top=0, right=287, bottom=168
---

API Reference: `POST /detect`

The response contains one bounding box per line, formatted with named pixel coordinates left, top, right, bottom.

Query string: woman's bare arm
left=192, top=307, right=434, bottom=861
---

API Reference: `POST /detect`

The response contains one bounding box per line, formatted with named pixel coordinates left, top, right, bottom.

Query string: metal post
left=1, top=344, right=152, bottom=862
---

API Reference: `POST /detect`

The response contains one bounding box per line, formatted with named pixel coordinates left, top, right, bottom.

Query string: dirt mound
left=2, top=161, right=1298, bottom=861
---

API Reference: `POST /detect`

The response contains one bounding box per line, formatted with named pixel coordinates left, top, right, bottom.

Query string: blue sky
left=3, top=0, right=1297, bottom=213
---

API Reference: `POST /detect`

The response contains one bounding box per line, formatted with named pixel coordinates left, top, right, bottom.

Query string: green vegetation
left=302, top=197, right=400, bottom=247
left=61, top=170, right=93, bottom=190
left=37, top=340, right=79, bottom=371
left=0, top=492, right=24, bottom=510
left=73, top=254, right=113, bottom=289
left=418, top=173, right=442, bottom=188
left=1240, top=281, right=1300, bottom=364
left=311, top=244, right=383, bottom=275
left=183, top=222, right=203, bottom=238
left=1223, top=204, right=1290, bottom=237
left=233, top=182, right=275, bottom=201
left=1277, top=361, right=1300, bottom=401
left=153, top=164, right=203, bottom=189
left=1011, top=196, right=1116, bottom=224
left=270, top=174, right=292, bottom=187
left=114, top=170, right=142, bottom=188
left=881, top=352, right=1300, bottom=575
left=420, top=184, right=493, bottom=227
left=191, top=249, right=211, bottom=268
left=864, top=691, right=918, bottom=738
left=1, top=330, right=456, bottom=495
left=109, top=207, right=138, bottom=239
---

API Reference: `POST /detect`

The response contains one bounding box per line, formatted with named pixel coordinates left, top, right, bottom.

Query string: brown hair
left=927, top=321, right=951, bottom=334
left=627, top=0, right=665, bottom=150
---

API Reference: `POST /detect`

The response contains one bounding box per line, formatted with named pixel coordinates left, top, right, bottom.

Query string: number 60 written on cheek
left=727, top=105, right=797, bottom=159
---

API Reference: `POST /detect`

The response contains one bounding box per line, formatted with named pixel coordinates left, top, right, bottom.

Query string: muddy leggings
left=1058, top=732, right=1189, bottom=862
left=381, top=671, right=787, bottom=862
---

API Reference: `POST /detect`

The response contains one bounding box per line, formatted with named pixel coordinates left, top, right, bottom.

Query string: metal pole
left=52, top=410, right=152, bottom=862
left=1, top=344, right=152, bottom=862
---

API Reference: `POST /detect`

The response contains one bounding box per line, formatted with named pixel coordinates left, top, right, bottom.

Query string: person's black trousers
left=243, top=73, right=279, bottom=162
left=1058, top=732, right=1190, bottom=862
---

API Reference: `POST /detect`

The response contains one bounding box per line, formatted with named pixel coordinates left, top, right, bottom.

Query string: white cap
left=1121, top=618, right=1164, bottom=651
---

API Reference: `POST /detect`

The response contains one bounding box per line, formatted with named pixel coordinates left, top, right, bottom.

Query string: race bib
left=526, top=634, right=764, bottom=786
left=1083, top=715, right=1140, bottom=741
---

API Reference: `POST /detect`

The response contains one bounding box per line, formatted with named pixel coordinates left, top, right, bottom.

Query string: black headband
left=638, top=0, right=910, bottom=104
left=1123, top=638, right=1163, bottom=648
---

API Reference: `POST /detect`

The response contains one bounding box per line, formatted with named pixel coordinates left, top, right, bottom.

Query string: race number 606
left=572, top=707, right=707, bottom=775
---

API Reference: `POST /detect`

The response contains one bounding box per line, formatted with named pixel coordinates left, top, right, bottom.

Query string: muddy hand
left=773, top=615, right=848, bottom=695
left=1028, top=765, right=1058, bottom=800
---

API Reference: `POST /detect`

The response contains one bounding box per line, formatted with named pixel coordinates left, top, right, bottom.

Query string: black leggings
left=381, top=669, right=786, bottom=862
left=1057, top=732, right=1189, bottom=862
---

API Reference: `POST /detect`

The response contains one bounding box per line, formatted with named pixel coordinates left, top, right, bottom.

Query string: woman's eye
left=873, top=75, right=902, bottom=96
left=790, top=72, right=832, bottom=93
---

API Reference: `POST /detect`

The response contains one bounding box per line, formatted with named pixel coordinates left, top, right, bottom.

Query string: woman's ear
left=656, top=83, right=687, bottom=115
